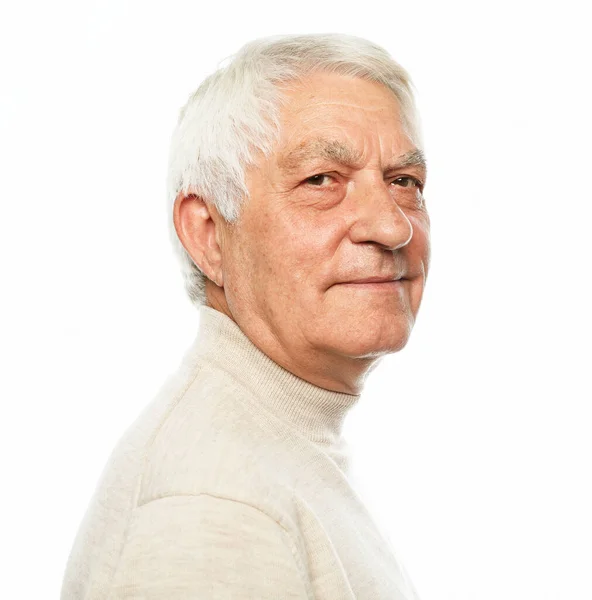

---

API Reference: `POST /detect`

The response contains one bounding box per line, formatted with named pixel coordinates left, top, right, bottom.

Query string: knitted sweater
left=61, top=306, right=419, bottom=599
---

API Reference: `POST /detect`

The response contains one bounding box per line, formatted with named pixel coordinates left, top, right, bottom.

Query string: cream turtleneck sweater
left=61, top=306, right=419, bottom=599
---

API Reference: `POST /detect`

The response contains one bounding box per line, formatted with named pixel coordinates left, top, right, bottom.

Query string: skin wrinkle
left=280, top=139, right=427, bottom=180
left=176, top=72, right=431, bottom=394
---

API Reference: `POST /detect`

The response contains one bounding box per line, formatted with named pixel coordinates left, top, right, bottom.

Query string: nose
left=347, top=175, right=414, bottom=251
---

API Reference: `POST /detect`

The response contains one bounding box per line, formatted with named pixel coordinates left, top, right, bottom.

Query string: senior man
left=61, top=33, right=430, bottom=599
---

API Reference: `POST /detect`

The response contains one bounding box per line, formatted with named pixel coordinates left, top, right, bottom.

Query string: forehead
left=274, top=72, right=413, bottom=166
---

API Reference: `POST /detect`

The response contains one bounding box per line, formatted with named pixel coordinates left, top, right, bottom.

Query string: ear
left=172, top=192, right=225, bottom=287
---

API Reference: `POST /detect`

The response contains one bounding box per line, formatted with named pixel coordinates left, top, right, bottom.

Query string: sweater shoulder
left=136, top=356, right=315, bottom=518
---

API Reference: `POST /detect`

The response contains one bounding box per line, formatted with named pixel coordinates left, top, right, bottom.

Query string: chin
left=323, top=318, right=414, bottom=359
left=318, top=285, right=418, bottom=355
left=347, top=334, right=411, bottom=359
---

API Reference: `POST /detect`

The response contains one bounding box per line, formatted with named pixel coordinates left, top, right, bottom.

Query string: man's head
left=170, top=34, right=431, bottom=393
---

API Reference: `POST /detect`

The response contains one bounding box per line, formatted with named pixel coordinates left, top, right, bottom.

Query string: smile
left=338, top=279, right=405, bottom=290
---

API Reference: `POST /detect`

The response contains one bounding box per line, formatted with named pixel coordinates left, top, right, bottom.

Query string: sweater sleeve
left=108, top=494, right=311, bottom=599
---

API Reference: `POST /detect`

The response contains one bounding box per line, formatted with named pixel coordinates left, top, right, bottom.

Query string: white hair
left=166, top=33, right=422, bottom=306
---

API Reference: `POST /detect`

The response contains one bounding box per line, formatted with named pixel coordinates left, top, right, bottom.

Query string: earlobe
left=173, top=192, right=224, bottom=286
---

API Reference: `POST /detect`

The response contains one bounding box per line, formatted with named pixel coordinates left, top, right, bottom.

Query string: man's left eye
left=392, top=176, right=422, bottom=189
left=305, top=174, right=333, bottom=186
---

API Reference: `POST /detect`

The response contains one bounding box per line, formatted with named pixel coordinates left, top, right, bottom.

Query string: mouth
left=345, top=276, right=405, bottom=284
left=337, top=277, right=407, bottom=290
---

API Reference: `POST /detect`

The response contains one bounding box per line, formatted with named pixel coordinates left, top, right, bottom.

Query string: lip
left=337, top=278, right=406, bottom=290
left=345, top=276, right=405, bottom=284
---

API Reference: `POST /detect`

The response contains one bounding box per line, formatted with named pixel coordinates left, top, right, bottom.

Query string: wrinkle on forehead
left=296, top=99, right=397, bottom=111
left=278, top=137, right=426, bottom=176
left=273, top=73, right=421, bottom=173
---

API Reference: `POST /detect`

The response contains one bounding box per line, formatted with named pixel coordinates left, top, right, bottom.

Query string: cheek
left=407, top=216, right=431, bottom=311
left=230, top=212, right=298, bottom=294
left=229, top=204, right=346, bottom=301
left=284, top=214, right=346, bottom=288
left=409, top=215, right=430, bottom=264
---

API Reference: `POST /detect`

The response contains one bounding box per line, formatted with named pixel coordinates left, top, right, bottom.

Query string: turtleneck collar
left=190, top=306, right=361, bottom=446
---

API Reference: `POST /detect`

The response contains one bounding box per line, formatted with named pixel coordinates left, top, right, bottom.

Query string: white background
left=1, top=1, right=590, bottom=598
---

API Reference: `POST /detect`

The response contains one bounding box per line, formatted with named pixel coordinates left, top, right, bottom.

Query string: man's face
left=217, top=72, right=430, bottom=363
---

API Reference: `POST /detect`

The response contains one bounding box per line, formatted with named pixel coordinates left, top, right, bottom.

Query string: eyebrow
left=391, top=148, right=427, bottom=174
left=278, top=138, right=427, bottom=177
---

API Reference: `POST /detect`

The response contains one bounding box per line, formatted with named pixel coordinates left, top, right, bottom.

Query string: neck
left=206, top=283, right=376, bottom=395
left=192, top=304, right=362, bottom=445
